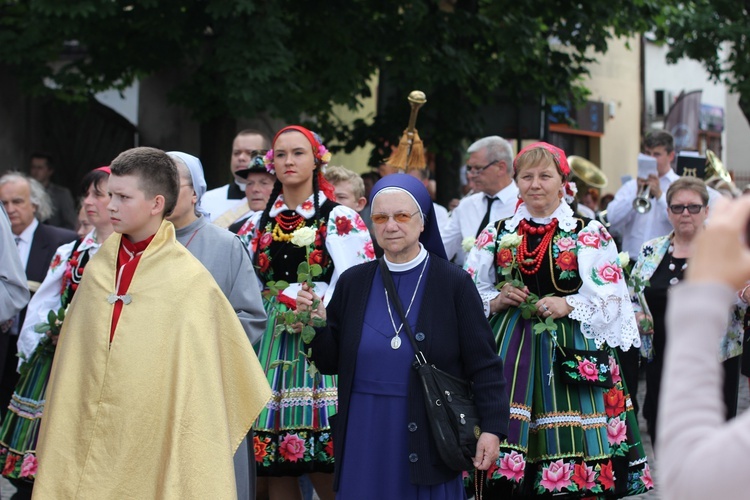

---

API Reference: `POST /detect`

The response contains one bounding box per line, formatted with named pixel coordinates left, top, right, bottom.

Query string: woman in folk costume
left=238, top=125, right=373, bottom=499
left=464, top=143, right=652, bottom=498
left=0, top=167, right=112, bottom=489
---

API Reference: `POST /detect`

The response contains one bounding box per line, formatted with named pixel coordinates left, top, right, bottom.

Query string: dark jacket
left=310, top=255, right=510, bottom=489
left=0, top=223, right=77, bottom=398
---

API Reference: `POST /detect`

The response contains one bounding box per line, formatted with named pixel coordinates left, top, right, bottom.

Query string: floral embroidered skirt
left=253, top=297, right=336, bottom=476
left=472, top=308, right=652, bottom=498
left=0, top=340, right=55, bottom=481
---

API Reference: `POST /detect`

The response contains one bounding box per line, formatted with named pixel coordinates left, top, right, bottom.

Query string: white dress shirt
left=442, top=182, right=519, bottom=266
left=14, top=217, right=38, bottom=271
left=433, top=203, right=449, bottom=237
left=201, top=181, right=248, bottom=223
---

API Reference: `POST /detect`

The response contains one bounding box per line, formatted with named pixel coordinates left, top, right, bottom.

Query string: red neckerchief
left=110, top=234, right=155, bottom=341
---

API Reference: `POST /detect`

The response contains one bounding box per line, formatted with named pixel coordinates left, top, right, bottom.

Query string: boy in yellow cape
left=33, top=147, right=272, bottom=499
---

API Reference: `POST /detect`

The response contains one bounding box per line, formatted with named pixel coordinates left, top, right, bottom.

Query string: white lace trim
left=480, top=290, right=500, bottom=318
left=567, top=293, right=641, bottom=350
left=510, top=406, right=531, bottom=420
left=529, top=413, right=607, bottom=430
left=505, top=202, right=577, bottom=232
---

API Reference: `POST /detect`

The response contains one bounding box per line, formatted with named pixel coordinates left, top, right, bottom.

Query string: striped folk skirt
left=253, top=297, right=336, bottom=477
left=479, top=308, right=652, bottom=498
left=0, top=340, right=56, bottom=482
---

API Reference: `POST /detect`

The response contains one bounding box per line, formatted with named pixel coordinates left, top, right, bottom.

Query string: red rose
left=301, top=200, right=314, bottom=212
left=496, top=248, right=514, bottom=268
left=572, top=462, right=596, bottom=490
left=259, top=232, right=273, bottom=250
left=363, top=240, right=375, bottom=260
left=555, top=251, right=577, bottom=271
left=315, top=225, right=327, bottom=247
left=254, top=435, right=269, bottom=463
left=258, top=253, right=270, bottom=273
left=324, top=438, right=334, bottom=457
left=598, top=460, right=616, bottom=490
left=309, top=249, right=324, bottom=265
left=335, top=216, right=353, bottom=236
left=604, top=387, right=625, bottom=417
left=2, top=454, right=18, bottom=476
left=50, top=254, right=62, bottom=269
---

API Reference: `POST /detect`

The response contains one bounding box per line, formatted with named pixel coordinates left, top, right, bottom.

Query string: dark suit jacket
left=44, top=183, right=78, bottom=230
left=0, top=223, right=77, bottom=378
left=310, top=256, right=510, bottom=489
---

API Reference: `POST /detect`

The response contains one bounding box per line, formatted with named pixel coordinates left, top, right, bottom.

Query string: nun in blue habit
left=298, top=173, right=510, bottom=499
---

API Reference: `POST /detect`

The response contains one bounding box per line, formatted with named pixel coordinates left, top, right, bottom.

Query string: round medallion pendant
left=391, top=336, right=402, bottom=350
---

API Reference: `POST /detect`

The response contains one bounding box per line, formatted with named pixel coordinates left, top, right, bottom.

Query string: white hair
left=467, top=136, right=514, bottom=175
left=0, top=171, right=54, bottom=221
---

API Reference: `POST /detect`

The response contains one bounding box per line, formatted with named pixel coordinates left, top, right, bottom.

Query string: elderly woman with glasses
left=297, top=174, right=509, bottom=499
left=464, top=142, right=651, bottom=498
left=629, top=176, right=746, bottom=445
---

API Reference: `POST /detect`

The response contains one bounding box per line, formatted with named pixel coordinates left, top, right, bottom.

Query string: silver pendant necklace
left=385, top=255, right=429, bottom=350
left=667, top=244, right=688, bottom=286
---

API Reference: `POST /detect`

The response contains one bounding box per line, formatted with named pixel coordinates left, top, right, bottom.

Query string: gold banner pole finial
left=387, top=90, right=428, bottom=172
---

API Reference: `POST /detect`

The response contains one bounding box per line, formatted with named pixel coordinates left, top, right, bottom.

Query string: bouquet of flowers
left=495, top=232, right=558, bottom=336
left=265, top=226, right=327, bottom=376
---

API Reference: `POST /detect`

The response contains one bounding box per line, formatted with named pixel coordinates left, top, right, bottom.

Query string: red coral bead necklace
left=517, top=219, right=558, bottom=275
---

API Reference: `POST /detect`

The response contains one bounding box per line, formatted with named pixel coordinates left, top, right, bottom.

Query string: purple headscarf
left=369, top=173, right=447, bottom=260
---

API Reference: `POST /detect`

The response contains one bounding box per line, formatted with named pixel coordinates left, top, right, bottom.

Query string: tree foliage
left=0, top=0, right=667, bottom=175
left=652, top=0, right=750, bottom=122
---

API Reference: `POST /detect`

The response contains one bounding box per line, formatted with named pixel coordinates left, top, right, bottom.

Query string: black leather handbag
left=379, top=258, right=480, bottom=472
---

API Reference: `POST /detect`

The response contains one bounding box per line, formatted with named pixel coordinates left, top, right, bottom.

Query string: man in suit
left=0, top=172, right=77, bottom=416
left=202, top=129, right=271, bottom=227
left=441, top=136, right=519, bottom=266
left=29, top=153, right=78, bottom=230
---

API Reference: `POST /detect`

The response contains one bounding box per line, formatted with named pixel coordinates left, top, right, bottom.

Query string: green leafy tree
left=652, top=0, right=750, bottom=123
left=0, top=0, right=667, bottom=197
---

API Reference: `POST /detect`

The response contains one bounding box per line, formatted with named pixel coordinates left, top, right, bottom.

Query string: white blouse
left=241, top=191, right=374, bottom=306
left=464, top=202, right=640, bottom=350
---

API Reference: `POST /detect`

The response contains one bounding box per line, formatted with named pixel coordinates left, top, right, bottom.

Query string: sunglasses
left=250, top=149, right=269, bottom=158
left=669, top=204, right=704, bottom=214
left=371, top=210, right=421, bottom=224
left=465, top=160, right=498, bottom=174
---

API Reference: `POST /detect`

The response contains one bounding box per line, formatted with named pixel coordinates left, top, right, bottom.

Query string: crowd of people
left=0, top=125, right=747, bottom=499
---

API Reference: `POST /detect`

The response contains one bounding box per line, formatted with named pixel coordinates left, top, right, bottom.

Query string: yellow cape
left=34, top=221, right=271, bottom=499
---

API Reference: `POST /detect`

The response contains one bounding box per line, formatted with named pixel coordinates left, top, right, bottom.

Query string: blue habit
left=336, top=258, right=465, bottom=499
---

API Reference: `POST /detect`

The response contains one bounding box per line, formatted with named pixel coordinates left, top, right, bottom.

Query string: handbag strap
left=378, top=257, right=428, bottom=366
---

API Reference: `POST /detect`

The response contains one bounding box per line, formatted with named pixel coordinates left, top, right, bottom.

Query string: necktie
left=14, top=236, right=20, bottom=246
left=476, top=197, right=498, bottom=238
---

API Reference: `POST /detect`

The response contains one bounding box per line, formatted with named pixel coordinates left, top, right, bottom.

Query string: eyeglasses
left=465, top=160, right=499, bottom=174
left=669, top=204, right=704, bottom=214
left=250, top=149, right=268, bottom=158
left=371, top=210, right=421, bottom=224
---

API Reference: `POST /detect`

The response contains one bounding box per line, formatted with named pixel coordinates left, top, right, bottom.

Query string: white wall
left=644, top=39, right=725, bottom=111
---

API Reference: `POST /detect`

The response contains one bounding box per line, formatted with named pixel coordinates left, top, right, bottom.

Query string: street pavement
left=4, top=374, right=748, bottom=499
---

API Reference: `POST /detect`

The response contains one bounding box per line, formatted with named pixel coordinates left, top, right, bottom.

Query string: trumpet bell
left=633, top=196, right=651, bottom=214
left=568, top=156, right=608, bottom=189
